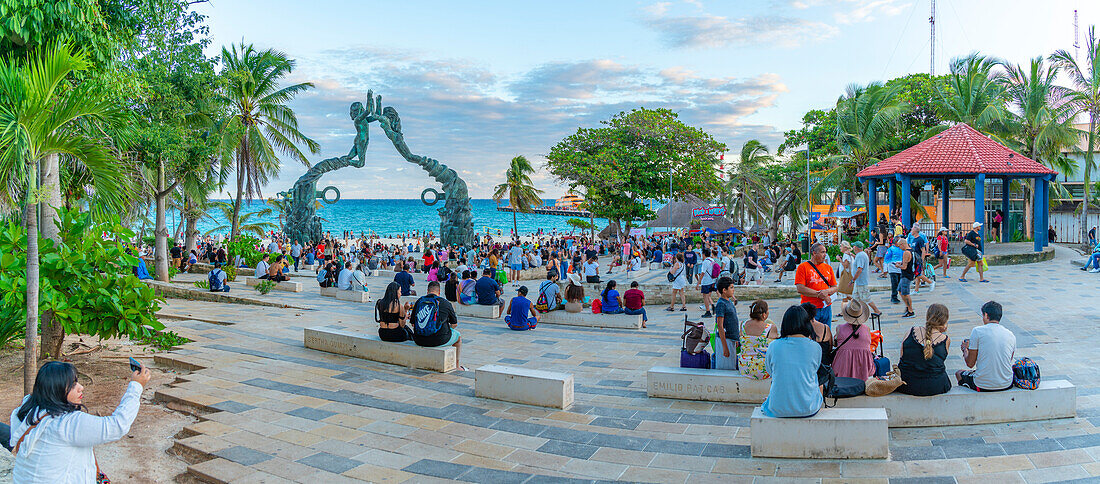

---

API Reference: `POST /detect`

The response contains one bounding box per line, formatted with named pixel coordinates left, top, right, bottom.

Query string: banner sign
left=692, top=206, right=726, bottom=218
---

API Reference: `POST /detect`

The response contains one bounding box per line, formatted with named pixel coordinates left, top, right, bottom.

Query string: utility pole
left=929, top=0, right=936, bottom=76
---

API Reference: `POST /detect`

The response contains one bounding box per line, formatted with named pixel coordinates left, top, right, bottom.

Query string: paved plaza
left=155, top=246, right=1100, bottom=483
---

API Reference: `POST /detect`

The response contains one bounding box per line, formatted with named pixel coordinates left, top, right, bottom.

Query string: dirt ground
left=0, top=333, right=195, bottom=483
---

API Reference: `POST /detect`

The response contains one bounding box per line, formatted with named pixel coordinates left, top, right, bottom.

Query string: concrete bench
left=750, top=407, right=888, bottom=459
left=400, top=295, right=503, bottom=319
left=647, top=366, right=770, bottom=403
left=303, top=327, right=455, bottom=372
left=335, top=289, right=370, bottom=303
left=320, top=286, right=338, bottom=297
left=244, top=277, right=302, bottom=292
left=538, top=310, right=642, bottom=329
left=475, top=365, right=573, bottom=409
left=833, top=379, right=1075, bottom=427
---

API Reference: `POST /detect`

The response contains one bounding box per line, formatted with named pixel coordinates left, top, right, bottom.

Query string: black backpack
left=819, top=364, right=865, bottom=406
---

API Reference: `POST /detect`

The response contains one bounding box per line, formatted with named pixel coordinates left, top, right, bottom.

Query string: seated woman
left=761, top=305, right=823, bottom=418
left=622, top=281, right=648, bottom=328
left=897, top=303, right=952, bottom=396
left=564, top=273, right=585, bottom=313
left=444, top=273, right=459, bottom=302
left=600, top=280, right=623, bottom=314
left=459, top=271, right=476, bottom=305
left=832, top=301, right=876, bottom=380
left=375, top=283, right=413, bottom=342
left=739, top=299, right=778, bottom=380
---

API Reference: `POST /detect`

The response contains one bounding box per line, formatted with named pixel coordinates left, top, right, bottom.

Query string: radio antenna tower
left=1075, top=9, right=1080, bottom=61
left=929, top=0, right=936, bottom=75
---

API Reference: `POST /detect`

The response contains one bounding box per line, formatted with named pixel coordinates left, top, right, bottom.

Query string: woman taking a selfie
left=9, top=360, right=151, bottom=483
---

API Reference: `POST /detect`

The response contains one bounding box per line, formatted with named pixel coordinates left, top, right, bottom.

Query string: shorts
left=852, top=284, right=871, bottom=303
left=875, top=246, right=887, bottom=258
left=897, top=276, right=913, bottom=296
left=510, top=263, right=523, bottom=271
left=701, top=284, right=715, bottom=294
left=443, top=329, right=461, bottom=347
left=957, top=371, right=1011, bottom=392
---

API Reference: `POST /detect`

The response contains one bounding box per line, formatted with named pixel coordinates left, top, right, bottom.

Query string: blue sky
left=195, top=0, right=1098, bottom=199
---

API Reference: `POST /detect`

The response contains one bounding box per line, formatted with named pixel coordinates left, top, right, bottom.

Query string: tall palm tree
left=492, top=155, right=544, bottom=237
left=1053, top=27, right=1100, bottom=248
left=218, top=42, right=319, bottom=240
left=204, top=200, right=277, bottom=237
left=0, top=43, right=127, bottom=392
left=933, top=53, right=1008, bottom=137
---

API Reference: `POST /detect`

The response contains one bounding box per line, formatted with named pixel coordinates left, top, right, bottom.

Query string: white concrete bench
left=335, top=289, right=370, bottom=303
left=400, top=295, right=502, bottom=319
left=647, top=367, right=770, bottom=403
left=608, top=265, right=650, bottom=277
left=475, top=365, right=573, bottom=409
left=320, top=286, right=338, bottom=297
left=303, top=327, right=455, bottom=372
left=750, top=407, right=888, bottom=459
left=244, top=277, right=302, bottom=292
left=538, top=310, right=642, bottom=329
left=833, top=379, right=1075, bottom=427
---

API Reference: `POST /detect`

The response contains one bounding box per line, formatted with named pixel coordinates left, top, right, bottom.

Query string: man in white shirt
left=957, top=301, right=1016, bottom=392
left=337, top=261, right=354, bottom=290
left=255, top=254, right=271, bottom=279
left=583, top=256, right=600, bottom=283
left=456, top=258, right=469, bottom=275
left=697, top=248, right=718, bottom=318
left=291, top=240, right=303, bottom=272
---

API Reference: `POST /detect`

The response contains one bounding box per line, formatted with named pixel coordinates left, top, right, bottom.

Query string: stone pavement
left=153, top=245, right=1100, bottom=483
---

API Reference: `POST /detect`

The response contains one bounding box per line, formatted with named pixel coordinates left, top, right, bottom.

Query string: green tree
left=0, top=43, right=128, bottom=392
left=1053, top=27, right=1100, bottom=248
left=933, top=53, right=1008, bottom=137
left=885, top=73, right=948, bottom=149
left=217, top=42, right=319, bottom=240
left=722, top=140, right=807, bottom=239
left=204, top=201, right=276, bottom=238
left=546, top=108, right=725, bottom=230
left=492, top=155, right=544, bottom=237
left=779, top=108, right=838, bottom=160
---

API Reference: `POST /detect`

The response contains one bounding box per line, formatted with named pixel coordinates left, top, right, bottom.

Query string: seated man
left=267, top=255, right=288, bottom=282
left=505, top=286, right=538, bottom=331
left=394, top=262, right=416, bottom=296
left=255, top=254, right=271, bottom=280
left=337, top=261, right=354, bottom=290
left=411, top=281, right=465, bottom=371
left=1080, top=240, right=1100, bottom=272
left=956, top=301, right=1016, bottom=392
left=474, top=268, right=504, bottom=308
left=535, top=271, right=563, bottom=312
left=208, top=262, right=230, bottom=292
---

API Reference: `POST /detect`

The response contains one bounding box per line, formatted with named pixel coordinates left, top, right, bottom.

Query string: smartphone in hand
left=129, top=357, right=143, bottom=372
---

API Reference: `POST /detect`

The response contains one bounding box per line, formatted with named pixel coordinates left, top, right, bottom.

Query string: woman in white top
left=666, top=253, right=688, bottom=312
left=10, top=361, right=151, bottom=484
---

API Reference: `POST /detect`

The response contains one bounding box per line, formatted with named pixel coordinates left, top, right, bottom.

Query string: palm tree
left=0, top=43, right=127, bottom=392
left=933, top=53, right=1008, bottom=137
left=1053, top=27, right=1100, bottom=248
left=218, top=42, right=319, bottom=240
left=724, top=140, right=807, bottom=240
left=204, top=200, right=277, bottom=237
left=492, top=155, right=544, bottom=237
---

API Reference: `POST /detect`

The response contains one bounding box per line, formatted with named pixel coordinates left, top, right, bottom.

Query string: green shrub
left=224, top=265, right=237, bottom=282
left=193, top=279, right=209, bottom=289
left=255, top=280, right=275, bottom=294
left=135, top=330, right=191, bottom=351
left=226, top=235, right=263, bottom=268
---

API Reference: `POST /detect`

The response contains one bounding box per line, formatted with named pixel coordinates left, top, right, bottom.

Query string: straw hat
left=842, top=300, right=870, bottom=325
left=567, top=272, right=582, bottom=286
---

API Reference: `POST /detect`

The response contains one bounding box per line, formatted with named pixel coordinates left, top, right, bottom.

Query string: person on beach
left=376, top=283, right=413, bottom=342
left=411, top=281, right=466, bottom=371
left=505, top=285, right=538, bottom=330
left=10, top=360, right=152, bottom=483
left=508, top=243, right=524, bottom=281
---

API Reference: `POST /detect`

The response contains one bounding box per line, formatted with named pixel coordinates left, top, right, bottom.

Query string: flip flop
left=979, top=279, right=990, bottom=283
left=958, top=278, right=967, bottom=282
left=665, top=307, right=675, bottom=312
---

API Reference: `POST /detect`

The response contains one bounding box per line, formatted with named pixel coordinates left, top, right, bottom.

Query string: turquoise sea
left=169, top=199, right=608, bottom=237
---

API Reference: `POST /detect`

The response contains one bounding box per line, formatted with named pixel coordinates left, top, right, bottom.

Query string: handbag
left=865, top=365, right=906, bottom=397
left=837, top=269, right=854, bottom=295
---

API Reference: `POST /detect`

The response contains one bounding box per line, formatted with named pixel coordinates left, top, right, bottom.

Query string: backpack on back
left=412, top=296, right=442, bottom=336
left=534, top=281, right=552, bottom=312
left=1012, top=357, right=1041, bottom=389
left=710, top=260, right=721, bottom=279
left=208, top=270, right=223, bottom=291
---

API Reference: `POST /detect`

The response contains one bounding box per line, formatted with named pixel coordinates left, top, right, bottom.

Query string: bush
left=141, top=236, right=176, bottom=248
left=226, top=235, right=263, bottom=268
left=255, top=280, right=275, bottom=294
left=193, top=279, right=209, bottom=289
left=135, top=330, right=191, bottom=351
left=224, top=265, right=237, bottom=282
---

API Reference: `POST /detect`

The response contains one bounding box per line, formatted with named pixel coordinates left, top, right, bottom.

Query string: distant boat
left=497, top=194, right=591, bottom=217
left=554, top=194, right=584, bottom=209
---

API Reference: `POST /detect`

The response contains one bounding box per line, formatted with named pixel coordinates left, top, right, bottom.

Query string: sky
left=195, top=0, right=1100, bottom=199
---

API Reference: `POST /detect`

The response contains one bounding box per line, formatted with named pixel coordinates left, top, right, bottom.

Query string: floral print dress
left=738, top=320, right=773, bottom=380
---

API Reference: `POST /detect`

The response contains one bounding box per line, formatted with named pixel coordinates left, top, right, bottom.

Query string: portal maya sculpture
left=280, top=91, right=475, bottom=247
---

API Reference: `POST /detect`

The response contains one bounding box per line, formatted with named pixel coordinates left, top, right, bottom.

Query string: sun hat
left=940, top=227, right=949, bottom=233
left=842, top=300, right=870, bottom=325
left=972, top=221, right=983, bottom=228
left=567, top=272, right=582, bottom=286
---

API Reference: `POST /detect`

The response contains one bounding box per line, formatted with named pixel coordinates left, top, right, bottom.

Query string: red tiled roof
left=856, top=123, right=1056, bottom=178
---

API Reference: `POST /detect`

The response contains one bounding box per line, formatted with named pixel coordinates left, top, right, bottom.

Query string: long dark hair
left=601, top=280, right=617, bottom=303
left=17, top=361, right=83, bottom=425
left=377, top=282, right=401, bottom=318
left=780, top=305, right=815, bottom=338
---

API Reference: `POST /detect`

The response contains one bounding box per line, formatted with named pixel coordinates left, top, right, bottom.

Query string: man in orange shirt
left=795, top=242, right=839, bottom=327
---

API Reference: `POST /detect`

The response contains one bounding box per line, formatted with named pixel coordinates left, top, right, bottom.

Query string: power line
left=880, top=0, right=921, bottom=79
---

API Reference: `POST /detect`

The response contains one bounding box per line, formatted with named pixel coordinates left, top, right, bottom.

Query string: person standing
left=698, top=248, right=717, bottom=318
left=850, top=242, right=881, bottom=316
left=666, top=253, right=688, bottom=312
left=291, top=240, right=303, bottom=272
left=710, top=277, right=740, bottom=370
left=958, top=222, right=988, bottom=283
left=884, top=237, right=904, bottom=304
left=895, top=238, right=916, bottom=318
left=683, top=245, right=698, bottom=284
left=795, top=243, right=839, bottom=327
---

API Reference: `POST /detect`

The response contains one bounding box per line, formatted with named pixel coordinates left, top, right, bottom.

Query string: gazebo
left=856, top=123, right=1056, bottom=252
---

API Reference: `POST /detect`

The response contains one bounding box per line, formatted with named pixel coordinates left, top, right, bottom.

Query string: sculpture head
left=382, top=106, right=401, bottom=133
left=350, top=102, right=364, bottom=119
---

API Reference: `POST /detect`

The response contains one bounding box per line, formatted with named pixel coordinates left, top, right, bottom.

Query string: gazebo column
left=888, top=179, right=896, bottom=217
left=899, top=175, right=911, bottom=228
left=1033, top=176, right=1042, bottom=252
left=1001, top=178, right=1011, bottom=243
left=867, top=178, right=878, bottom=243
left=941, top=177, right=950, bottom=231
left=1042, top=177, right=1050, bottom=247
left=975, top=174, right=986, bottom=243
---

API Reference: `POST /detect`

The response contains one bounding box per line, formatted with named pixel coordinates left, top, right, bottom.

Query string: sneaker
left=902, top=311, right=916, bottom=318
left=1081, top=266, right=1088, bottom=271
left=1090, top=268, right=1100, bottom=273
left=702, top=311, right=713, bottom=318
left=891, top=298, right=900, bottom=304
left=929, top=281, right=936, bottom=292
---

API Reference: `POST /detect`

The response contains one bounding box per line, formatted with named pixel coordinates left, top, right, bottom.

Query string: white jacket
left=9, top=381, right=143, bottom=484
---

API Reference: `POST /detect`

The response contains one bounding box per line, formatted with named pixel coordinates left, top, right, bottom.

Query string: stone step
left=244, top=277, right=303, bottom=292
left=475, top=364, right=574, bottom=409
left=538, top=310, right=643, bottom=329
left=320, top=286, right=338, bottom=297
left=335, top=289, right=371, bottom=303
left=647, top=366, right=770, bottom=403
left=750, top=407, right=888, bottom=459
left=304, top=326, right=456, bottom=372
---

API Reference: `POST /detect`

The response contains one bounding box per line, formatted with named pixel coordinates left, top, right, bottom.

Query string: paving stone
left=297, top=452, right=363, bottom=474
left=286, top=406, right=338, bottom=421
left=213, top=445, right=274, bottom=466
left=538, top=440, right=600, bottom=459
left=402, top=459, right=473, bottom=479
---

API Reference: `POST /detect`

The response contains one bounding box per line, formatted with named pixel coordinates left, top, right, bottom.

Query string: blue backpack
left=316, top=269, right=327, bottom=283
left=1012, top=357, right=1041, bottom=390
left=208, top=269, right=223, bottom=291
left=412, top=296, right=442, bottom=336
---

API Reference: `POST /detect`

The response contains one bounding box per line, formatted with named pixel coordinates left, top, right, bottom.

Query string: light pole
left=805, top=143, right=811, bottom=240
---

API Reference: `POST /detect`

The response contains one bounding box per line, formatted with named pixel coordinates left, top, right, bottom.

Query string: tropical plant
left=204, top=200, right=276, bottom=238
left=255, top=280, right=275, bottom=294
left=722, top=140, right=807, bottom=239
left=217, top=42, right=319, bottom=239
left=225, top=234, right=264, bottom=268
left=135, top=330, right=191, bottom=351
left=932, top=53, right=1008, bottom=137
left=0, top=43, right=131, bottom=391
left=492, top=155, right=544, bottom=237
left=1053, top=27, right=1100, bottom=248
left=193, top=279, right=209, bottom=289
left=566, top=218, right=596, bottom=234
